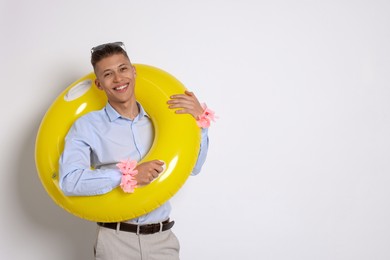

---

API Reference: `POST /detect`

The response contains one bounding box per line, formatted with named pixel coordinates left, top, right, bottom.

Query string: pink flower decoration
left=117, top=159, right=138, bottom=193
left=116, top=160, right=137, bottom=175
left=196, top=104, right=217, bottom=128
left=120, top=174, right=138, bottom=193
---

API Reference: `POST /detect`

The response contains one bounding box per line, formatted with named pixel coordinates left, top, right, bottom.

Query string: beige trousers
left=94, top=225, right=180, bottom=260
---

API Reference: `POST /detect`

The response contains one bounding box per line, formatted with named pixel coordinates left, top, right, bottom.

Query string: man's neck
left=109, top=100, right=139, bottom=120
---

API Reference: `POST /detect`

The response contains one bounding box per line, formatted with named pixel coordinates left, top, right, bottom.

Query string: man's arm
left=192, top=128, right=209, bottom=175
left=167, top=90, right=210, bottom=175
left=59, top=120, right=121, bottom=196
left=59, top=118, right=166, bottom=196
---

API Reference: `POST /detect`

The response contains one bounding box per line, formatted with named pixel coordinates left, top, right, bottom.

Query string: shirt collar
left=105, top=102, right=149, bottom=122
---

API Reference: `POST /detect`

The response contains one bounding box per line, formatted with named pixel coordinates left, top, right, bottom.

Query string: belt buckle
left=136, top=221, right=164, bottom=235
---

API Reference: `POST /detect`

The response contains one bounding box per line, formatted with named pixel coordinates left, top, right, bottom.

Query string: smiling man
left=59, top=42, right=210, bottom=260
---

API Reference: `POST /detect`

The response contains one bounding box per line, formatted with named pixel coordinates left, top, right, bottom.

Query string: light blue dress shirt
left=59, top=102, right=209, bottom=224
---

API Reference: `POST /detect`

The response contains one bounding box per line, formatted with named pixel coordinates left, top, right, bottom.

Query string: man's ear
left=95, top=79, right=102, bottom=90
left=133, top=65, right=137, bottom=77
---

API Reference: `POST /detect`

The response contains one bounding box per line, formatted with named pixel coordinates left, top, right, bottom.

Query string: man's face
left=94, top=53, right=136, bottom=106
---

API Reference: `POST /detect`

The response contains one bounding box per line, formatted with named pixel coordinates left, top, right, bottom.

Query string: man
left=59, top=42, right=209, bottom=259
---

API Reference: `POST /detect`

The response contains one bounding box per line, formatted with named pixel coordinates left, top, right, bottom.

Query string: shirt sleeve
left=191, top=128, right=209, bottom=175
left=59, top=119, right=121, bottom=196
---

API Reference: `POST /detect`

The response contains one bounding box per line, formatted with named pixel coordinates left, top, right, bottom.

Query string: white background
left=1, top=0, right=390, bottom=259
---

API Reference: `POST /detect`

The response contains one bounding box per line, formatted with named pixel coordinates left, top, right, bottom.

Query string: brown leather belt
left=97, top=219, right=174, bottom=235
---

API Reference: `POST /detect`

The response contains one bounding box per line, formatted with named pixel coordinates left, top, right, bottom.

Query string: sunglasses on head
left=91, top=41, right=126, bottom=53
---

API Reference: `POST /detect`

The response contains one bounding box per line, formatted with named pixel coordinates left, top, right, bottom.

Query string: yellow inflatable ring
left=35, top=64, right=201, bottom=222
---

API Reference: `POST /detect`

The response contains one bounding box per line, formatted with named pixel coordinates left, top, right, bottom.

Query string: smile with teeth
left=114, top=84, right=128, bottom=91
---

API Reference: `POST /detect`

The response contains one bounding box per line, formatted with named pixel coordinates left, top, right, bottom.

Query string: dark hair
left=90, top=42, right=130, bottom=69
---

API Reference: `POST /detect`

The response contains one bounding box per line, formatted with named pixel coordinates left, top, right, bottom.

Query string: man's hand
left=135, top=160, right=165, bottom=186
left=167, top=90, right=204, bottom=119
